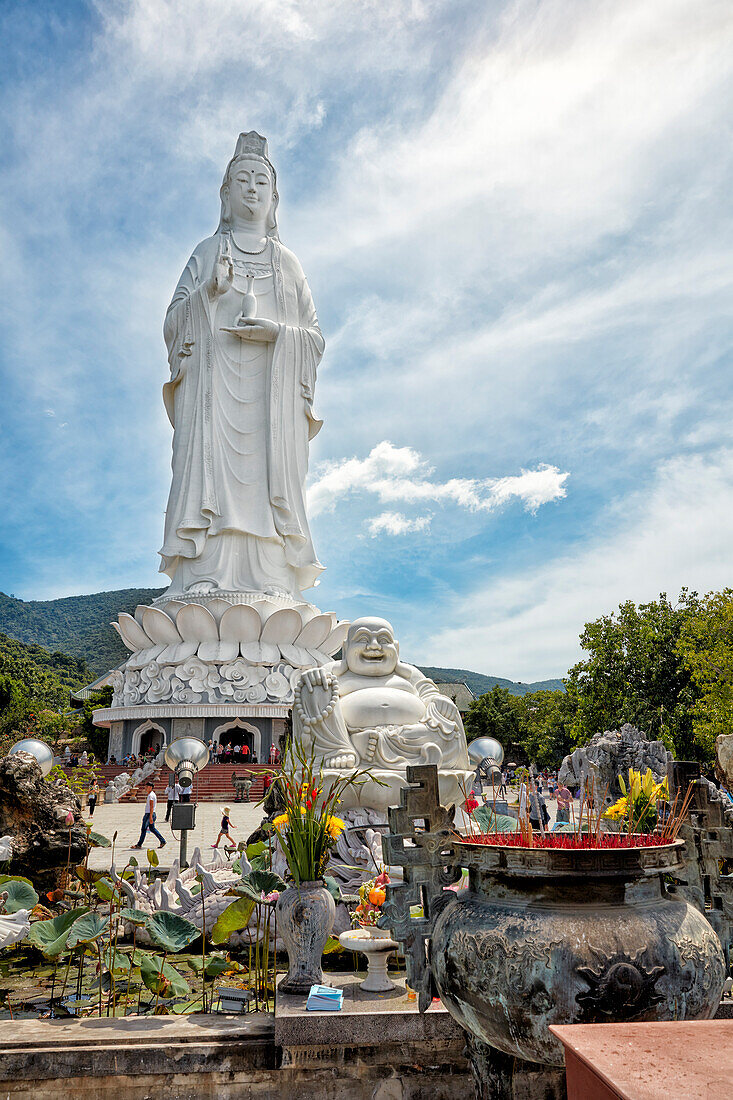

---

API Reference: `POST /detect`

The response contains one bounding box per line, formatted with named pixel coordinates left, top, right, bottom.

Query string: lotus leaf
left=210, top=897, right=256, bottom=944
left=94, top=878, right=115, bottom=902
left=102, top=949, right=131, bottom=973
left=87, top=831, right=112, bottom=848
left=117, top=907, right=150, bottom=926
left=146, top=911, right=199, bottom=953
left=0, top=878, right=39, bottom=914
left=235, top=870, right=286, bottom=903
left=66, top=912, right=109, bottom=948
left=324, top=875, right=340, bottom=902
left=139, top=953, right=190, bottom=997
left=171, top=995, right=205, bottom=1014
left=244, top=840, right=269, bottom=871
left=74, top=865, right=105, bottom=884
left=27, top=907, right=90, bottom=958
left=204, top=952, right=235, bottom=978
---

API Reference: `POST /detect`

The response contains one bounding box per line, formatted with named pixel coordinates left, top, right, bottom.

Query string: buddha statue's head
left=219, top=130, right=279, bottom=236
left=345, top=617, right=399, bottom=677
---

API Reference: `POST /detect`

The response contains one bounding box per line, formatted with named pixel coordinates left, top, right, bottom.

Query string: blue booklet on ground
left=306, top=984, right=343, bottom=1011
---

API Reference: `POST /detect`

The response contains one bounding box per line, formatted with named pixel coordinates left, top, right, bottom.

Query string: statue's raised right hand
left=208, top=235, right=234, bottom=298
left=300, top=667, right=331, bottom=693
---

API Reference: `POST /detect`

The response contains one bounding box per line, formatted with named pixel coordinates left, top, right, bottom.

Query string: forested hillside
left=419, top=666, right=564, bottom=697
left=0, top=632, right=91, bottom=707
left=0, top=589, right=164, bottom=676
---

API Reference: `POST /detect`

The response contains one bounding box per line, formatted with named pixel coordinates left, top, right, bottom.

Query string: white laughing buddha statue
left=293, top=617, right=473, bottom=812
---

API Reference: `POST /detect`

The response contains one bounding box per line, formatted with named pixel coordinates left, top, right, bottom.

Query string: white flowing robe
left=159, top=233, right=324, bottom=597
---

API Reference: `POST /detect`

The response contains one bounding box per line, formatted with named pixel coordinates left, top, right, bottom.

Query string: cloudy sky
left=1, top=0, right=731, bottom=680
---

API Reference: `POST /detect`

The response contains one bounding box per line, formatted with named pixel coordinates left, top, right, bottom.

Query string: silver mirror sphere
left=467, top=737, right=505, bottom=767
left=8, top=738, right=55, bottom=777
left=164, top=737, right=210, bottom=788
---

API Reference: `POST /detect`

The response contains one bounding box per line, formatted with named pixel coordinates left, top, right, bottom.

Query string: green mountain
left=0, top=589, right=565, bottom=694
left=0, top=589, right=164, bottom=677
left=418, top=666, right=564, bottom=697
left=0, top=631, right=92, bottom=707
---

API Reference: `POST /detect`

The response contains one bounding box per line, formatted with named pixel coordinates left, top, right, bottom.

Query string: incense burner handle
left=380, top=764, right=462, bottom=1011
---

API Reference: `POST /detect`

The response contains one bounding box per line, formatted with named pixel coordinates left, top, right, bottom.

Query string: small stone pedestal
left=338, top=927, right=399, bottom=992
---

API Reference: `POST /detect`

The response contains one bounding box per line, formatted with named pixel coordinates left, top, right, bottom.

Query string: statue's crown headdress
left=234, top=131, right=269, bottom=159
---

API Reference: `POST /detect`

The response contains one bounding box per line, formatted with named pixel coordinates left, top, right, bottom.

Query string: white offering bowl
left=338, top=926, right=399, bottom=993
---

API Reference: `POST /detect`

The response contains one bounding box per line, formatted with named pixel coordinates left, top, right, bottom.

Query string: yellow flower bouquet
left=602, top=768, right=669, bottom=833
left=270, top=737, right=372, bottom=885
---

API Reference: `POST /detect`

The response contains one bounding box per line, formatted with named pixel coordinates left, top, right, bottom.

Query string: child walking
left=212, top=806, right=236, bottom=849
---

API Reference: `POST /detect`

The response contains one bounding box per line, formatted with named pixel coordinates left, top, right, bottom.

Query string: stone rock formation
left=717, top=732, right=733, bottom=788
left=0, top=752, right=87, bottom=891
left=559, top=723, right=672, bottom=806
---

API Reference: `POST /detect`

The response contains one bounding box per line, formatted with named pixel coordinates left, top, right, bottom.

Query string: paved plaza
left=86, top=799, right=264, bottom=870
left=85, top=785, right=557, bottom=870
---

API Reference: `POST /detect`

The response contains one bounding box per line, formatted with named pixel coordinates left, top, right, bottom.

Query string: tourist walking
left=88, top=778, right=99, bottom=817
left=555, top=783, right=572, bottom=824
left=212, top=807, right=236, bottom=849
left=498, top=770, right=508, bottom=798
left=131, top=780, right=167, bottom=850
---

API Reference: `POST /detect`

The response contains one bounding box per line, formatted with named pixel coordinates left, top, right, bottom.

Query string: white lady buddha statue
left=158, top=132, right=324, bottom=603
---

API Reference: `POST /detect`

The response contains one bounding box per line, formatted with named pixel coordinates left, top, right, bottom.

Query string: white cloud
left=424, top=449, right=733, bottom=681
left=367, top=512, right=432, bottom=537
left=307, top=440, right=569, bottom=519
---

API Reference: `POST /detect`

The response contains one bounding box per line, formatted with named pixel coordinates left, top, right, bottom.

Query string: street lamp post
left=163, top=738, right=210, bottom=868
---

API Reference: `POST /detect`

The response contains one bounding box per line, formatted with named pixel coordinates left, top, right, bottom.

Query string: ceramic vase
left=277, top=880, right=335, bottom=994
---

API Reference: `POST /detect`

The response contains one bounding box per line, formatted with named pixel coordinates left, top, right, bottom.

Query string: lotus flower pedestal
left=338, top=927, right=399, bottom=992
left=93, top=594, right=349, bottom=767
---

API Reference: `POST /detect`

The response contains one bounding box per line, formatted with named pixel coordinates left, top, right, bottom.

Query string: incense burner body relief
left=381, top=766, right=726, bottom=1072
left=431, top=838, right=725, bottom=1066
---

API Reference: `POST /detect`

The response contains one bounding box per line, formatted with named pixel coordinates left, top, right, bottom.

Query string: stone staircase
left=95, top=763, right=279, bottom=804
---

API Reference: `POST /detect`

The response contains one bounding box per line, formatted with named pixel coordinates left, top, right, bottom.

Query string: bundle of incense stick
left=458, top=772, right=698, bottom=850
left=460, top=832, right=674, bottom=849
left=657, top=780, right=697, bottom=841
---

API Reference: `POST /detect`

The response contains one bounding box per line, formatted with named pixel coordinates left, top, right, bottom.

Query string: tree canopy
left=677, top=588, right=733, bottom=758
left=466, top=589, right=731, bottom=768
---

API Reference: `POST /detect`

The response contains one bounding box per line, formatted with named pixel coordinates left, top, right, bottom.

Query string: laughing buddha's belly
left=340, top=687, right=425, bottom=730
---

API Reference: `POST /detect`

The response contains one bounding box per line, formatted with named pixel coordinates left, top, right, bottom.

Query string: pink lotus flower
left=64, top=811, right=74, bottom=827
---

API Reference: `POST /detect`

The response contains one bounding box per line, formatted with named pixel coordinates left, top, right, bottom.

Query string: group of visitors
left=208, top=740, right=260, bottom=764
left=63, top=746, right=92, bottom=768
left=470, top=764, right=577, bottom=831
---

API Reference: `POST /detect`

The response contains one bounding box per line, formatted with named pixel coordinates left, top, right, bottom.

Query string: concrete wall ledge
left=0, top=1013, right=276, bottom=1094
